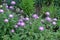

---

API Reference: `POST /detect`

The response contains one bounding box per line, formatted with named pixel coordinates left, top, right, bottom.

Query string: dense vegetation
left=0, top=0, right=60, bottom=40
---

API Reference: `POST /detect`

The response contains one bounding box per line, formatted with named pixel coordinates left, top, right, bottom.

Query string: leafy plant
left=19, top=0, right=35, bottom=16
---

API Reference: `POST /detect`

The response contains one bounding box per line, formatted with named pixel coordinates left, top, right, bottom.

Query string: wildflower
left=45, top=12, right=50, bottom=16
left=4, top=19, right=9, bottom=23
left=0, top=9, right=4, bottom=13
left=53, top=18, right=57, bottom=21
left=6, top=5, right=8, bottom=8
left=9, top=6, right=14, bottom=9
left=39, top=26, right=44, bottom=31
left=32, top=14, right=39, bottom=19
left=45, top=17, right=52, bottom=22
left=17, top=22, right=25, bottom=26
left=11, top=29, right=15, bottom=33
left=18, top=19, right=23, bottom=22
left=11, top=1, right=16, bottom=5
left=24, top=17, right=29, bottom=21
left=14, top=25, right=18, bottom=28
left=20, top=22, right=25, bottom=26
left=9, top=14, right=13, bottom=18
left=52, top=21, right=56, bottom=25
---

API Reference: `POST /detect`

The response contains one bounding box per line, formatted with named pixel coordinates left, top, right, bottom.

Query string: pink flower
left=39, top=26, right=44, bottom=31
left=52, top=21, right=56, bottom=25
left=53, top=18, right=57, bottom=21
left=32, top=14, right=39, bottom=19
left=0, top=9, right=4, bottom=13
left=9, top=14, right=13, bottom=18
left=45, top=12, right=50, bottom=16
left=11, top=1, right=16, bottom=5
left=4, top=19, right=9, bottom=23
left=11, top=29, right=15, bottom=33
left=24, top=17, right=29, bottom=21
left=14, top=25, right=18, bottom=28
left=17, top=22, right=25, bottom=26
left=9, top=6, right=14, bottom=9
left=6, top=5, right=8, bottom=8
left=18, top=19, right=23, bottom=22
left=45, top=17, right=52, bottom=22
left=20, top=22, right=25, bottom=26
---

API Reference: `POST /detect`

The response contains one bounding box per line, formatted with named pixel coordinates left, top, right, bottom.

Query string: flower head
left=24, top=17, right=29, bottom=21
left=17, top=22, right=25, bottom=26
left=45, top=12, right=50, bottom=16
left=6, top=5, right=8, bottom=8
left=32, top=14, right=39, bottom=19
left=45, top=17, right=52, bottom=22
left=52, top=21, right=56, bottom=25
left=11, top=1, right=16, bottom=5
left=53, top=18, right=57, bottom=21
left=0, top=9, right=4, bottom=13
left=18, top=19, right=23, bottom=23
left=20, top=22, right=25, bottom=26
left=9, top=6, right=14, bottom=9
left=9, top=14, right=13, bottom=18
left=4, top=19, right=9, bottom=23
left=39, top=26, right=44, bottom=31
left=14, top=25, right=18, bottom=28
left=11, top=29, right=15, bottom=33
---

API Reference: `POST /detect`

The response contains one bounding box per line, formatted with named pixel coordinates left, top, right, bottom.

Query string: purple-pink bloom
left=11, top=29, right=15, bottom=33
left=45, top=17, right=52, bottom=22
left=39, top=26, right=44, bottom=31
left=45, top=12, right=50, bottom=16
left=18, top=19, right=23, bottom=22
left=9, top=14, right=13, bottom=18
left=53, top=18, right=57, bottom=21
left=52, top=21, right=56, bottom=25
left=32, top=14, right=39, bottom=19
left=17, top=22, right=21, bottom=25
left=17, top=22, right=25, bottom=26
left=20, top=22, right=25, bottom=26
left=24, top=17, right=29, bottom=21
left=0, top=9, right=4, bottom=13
left=4, top=19, right=9, bottom=23
left=11, top=1, right=16, bottom=5
left=9, top=6, right=14, bottom=9
left=14, top=25, right=18, bottom=28
left=6, top=5, right=8, bottom=8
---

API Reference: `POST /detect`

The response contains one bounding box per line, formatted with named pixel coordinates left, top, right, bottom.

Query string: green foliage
left=0, top=0, right=2, bottom=4
left=0, top=6, right=18, bottom=40
left=19, top=0, right=35, bottom=16
left=41, top=4, right=58, bottom=18
left=2, top=35, right=11, bottom=40
left=1, top=0, right=60, bottom=40
left=35, top=0, right=53, bottom=7
left=12, top=33, right=20, bottom=40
